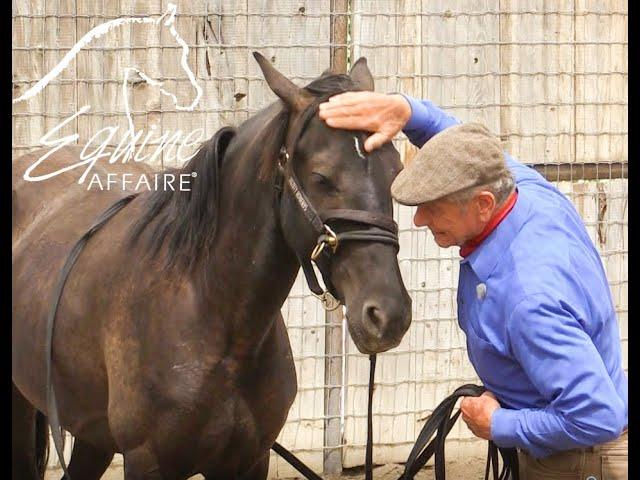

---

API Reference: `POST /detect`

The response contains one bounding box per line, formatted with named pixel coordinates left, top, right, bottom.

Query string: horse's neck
left=199, top=112, right=300, bottom=339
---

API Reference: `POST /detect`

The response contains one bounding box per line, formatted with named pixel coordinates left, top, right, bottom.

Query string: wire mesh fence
left=12, top=0, right=627, bottom=478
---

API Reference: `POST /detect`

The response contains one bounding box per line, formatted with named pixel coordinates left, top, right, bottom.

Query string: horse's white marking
left=354, top=137, right=366, bottom=159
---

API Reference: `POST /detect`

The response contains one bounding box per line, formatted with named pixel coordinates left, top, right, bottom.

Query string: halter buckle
left=278, top=146, right=290, bottom=167
left=312, top=290, right=342, bottom=311
left=310, top=224, right=339, bottom=261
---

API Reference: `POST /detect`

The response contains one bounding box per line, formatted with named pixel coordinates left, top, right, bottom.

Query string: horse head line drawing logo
left=12, top=3, right=203, bottom=136
left=13, top=3, right=206, bottom=186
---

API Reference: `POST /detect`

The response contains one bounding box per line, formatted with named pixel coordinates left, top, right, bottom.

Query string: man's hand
left=318, top=92, right=411, bottom=152
left=460, top=391, right=501, bottom=440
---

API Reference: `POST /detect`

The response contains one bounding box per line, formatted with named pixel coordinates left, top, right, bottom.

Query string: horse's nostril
left=363, top=302, right=389, bottom=339
left=366, top=305, right=383, bottom=328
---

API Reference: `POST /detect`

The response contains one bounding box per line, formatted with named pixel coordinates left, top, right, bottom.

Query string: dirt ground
left=324, top=457, right=488, bottom=480
left=45, top=456, right=488, bottom=479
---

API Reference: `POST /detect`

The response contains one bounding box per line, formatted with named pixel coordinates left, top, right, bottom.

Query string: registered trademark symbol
left=191, top=172, right=197, bottom=177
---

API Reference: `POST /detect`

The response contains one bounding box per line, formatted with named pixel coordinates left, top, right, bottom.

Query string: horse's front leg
left=203, top=453, right=269, bottom=480
left=239, top=453, right=270, bottom=480
left=61, top=438, right=114, bottom=480
left=123, top=444, right=164, bottom=480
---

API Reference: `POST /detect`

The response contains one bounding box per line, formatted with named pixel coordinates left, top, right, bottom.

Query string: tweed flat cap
left=391, top=123, right=508, bottom=206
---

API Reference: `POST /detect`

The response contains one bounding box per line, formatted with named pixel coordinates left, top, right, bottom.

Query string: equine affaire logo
left=12, top=3, right=203, bottom=192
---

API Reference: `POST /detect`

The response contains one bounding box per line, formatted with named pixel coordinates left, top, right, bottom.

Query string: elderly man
left=319, top=92, right=628, bottom=479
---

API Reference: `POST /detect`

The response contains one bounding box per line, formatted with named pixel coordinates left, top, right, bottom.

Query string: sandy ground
left=324, top=457, right=488, bottom=480
left=45, top=456, right=488, bottom=479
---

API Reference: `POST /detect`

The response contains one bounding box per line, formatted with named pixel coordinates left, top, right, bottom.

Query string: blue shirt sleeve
left=399, top=94, right=461, bottom=147
left=504, top=152, right=543, bottom=185
left=490, top=292, right=627, bottom=458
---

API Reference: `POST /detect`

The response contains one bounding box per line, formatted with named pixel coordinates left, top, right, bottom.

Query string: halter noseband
left=273, top=95, right=400, bottom=310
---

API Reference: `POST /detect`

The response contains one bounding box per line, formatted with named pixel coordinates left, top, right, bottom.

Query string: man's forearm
left=399, top=95, right=461, bottom=147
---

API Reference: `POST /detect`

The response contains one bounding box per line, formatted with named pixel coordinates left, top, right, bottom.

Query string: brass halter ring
left=311, top=290, right=342, bottom=311
left=309, top=224, right=341, bottom=311
left=310, top=224, right=339, bottom=261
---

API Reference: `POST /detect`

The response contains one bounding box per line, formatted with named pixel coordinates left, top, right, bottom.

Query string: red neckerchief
left=459, top=190, right=519, bottom=258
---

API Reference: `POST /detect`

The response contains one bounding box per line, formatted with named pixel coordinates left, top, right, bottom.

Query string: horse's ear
left=320, top=67, right=335, bottom=77
left=253, top=52, right=310, bottom=111
left=349, top=57, right=374, bottom=91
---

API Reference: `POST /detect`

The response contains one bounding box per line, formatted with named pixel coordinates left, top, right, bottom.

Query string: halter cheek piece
left=273, top=96, right=400, bottom=310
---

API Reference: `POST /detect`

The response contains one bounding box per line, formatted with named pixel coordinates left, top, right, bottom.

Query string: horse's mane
left=127, top=127, right=235, bottom=272
left=127, top=72, right=360, bottom=273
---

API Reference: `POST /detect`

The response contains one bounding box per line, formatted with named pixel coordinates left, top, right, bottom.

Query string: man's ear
left=476, top=191, right=497, bottom=220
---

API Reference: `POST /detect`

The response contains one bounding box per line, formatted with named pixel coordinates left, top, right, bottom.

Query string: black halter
left=273, top=95, right=400, bottom=309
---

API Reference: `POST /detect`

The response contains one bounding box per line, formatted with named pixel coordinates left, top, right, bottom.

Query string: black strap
left=330, top=229, right=399, bottom=248
left=277, top=159, right=400, bottom=303
left=286, top=174, right=326, bottom=234
left=324, top=209, right=399, bottom=234
left=366, top=354, right=377, bottom=480
left=45, top=192, right=140, bottom=479
left=271, top=442, right=323, bottom=480
left=298, top=256, right=328, bottom=297
left=272, top=95, right=400, bottom=305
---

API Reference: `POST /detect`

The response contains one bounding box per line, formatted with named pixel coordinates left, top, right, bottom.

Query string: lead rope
left=366, top=354, right=377, bottom=480
left=398, top=384, right=519, bottom=480
left=270, top=355, right=377, bottom=480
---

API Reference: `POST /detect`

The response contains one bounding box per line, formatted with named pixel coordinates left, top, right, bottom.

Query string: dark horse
left=12, top=53, right=411, bottom=479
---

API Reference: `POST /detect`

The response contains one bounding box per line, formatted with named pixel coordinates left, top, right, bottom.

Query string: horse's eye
left=311, top=172, right=333, bottom=188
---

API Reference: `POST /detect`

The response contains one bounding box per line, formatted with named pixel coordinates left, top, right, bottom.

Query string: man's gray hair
left=443, top=169, right=515, bottom=207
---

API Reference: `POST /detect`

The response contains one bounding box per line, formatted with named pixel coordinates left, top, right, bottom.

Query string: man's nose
left=413, top=207, right=430, bottom=227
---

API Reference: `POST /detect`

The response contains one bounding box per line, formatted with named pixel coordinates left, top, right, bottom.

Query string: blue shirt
left=401, top=95, right=628, bottom=458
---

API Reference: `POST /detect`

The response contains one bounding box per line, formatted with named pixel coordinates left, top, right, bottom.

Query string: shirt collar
left=460, top=190, right=519, bottom=258
left=460, top=188, right=531, bottom=281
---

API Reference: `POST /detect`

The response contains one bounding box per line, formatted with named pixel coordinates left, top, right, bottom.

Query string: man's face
left=413, top=197, right=485, bottom=248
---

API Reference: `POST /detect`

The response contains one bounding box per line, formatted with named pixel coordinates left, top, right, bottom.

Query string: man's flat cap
left=391, top=123, right=508, bottom=206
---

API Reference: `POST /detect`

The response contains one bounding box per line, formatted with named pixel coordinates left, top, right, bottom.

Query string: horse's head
left=254, top=53, right=411, bottom=354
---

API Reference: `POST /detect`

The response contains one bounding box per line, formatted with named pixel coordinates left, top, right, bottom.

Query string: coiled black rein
left=399, top=384, right=519, bottom=480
